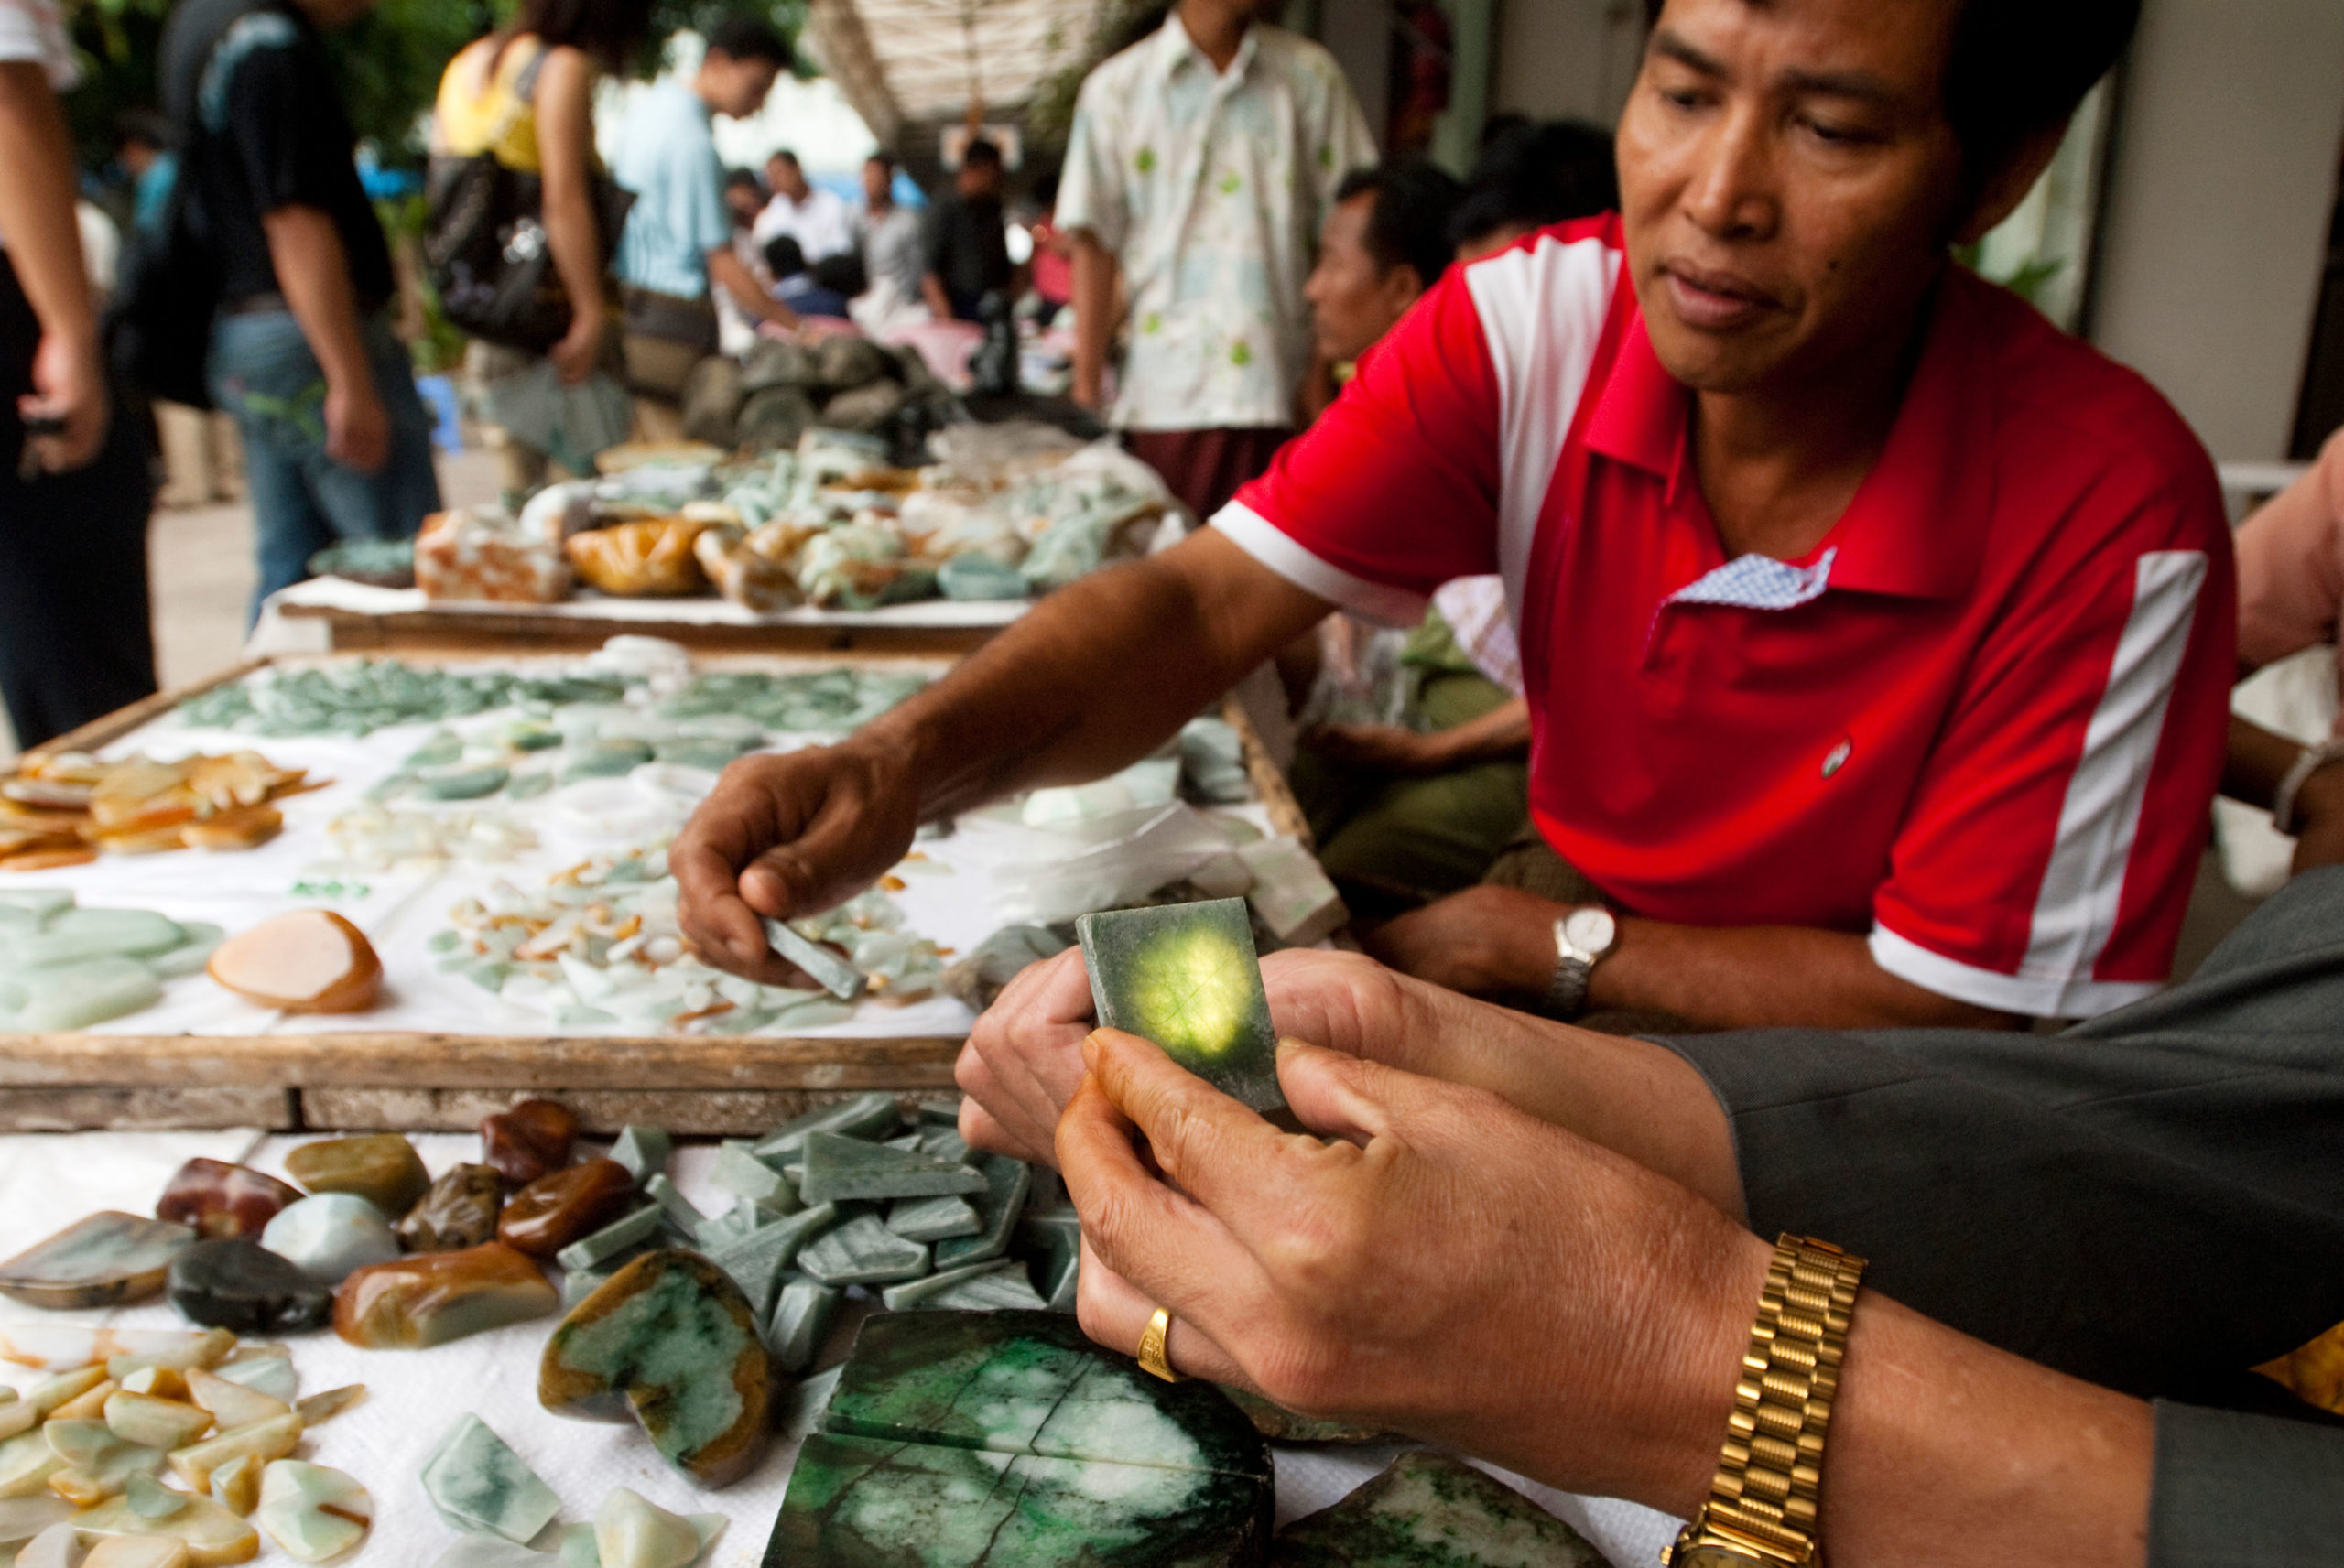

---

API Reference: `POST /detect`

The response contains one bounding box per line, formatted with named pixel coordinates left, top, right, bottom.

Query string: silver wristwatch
left=1544, top=906, right=1619, bottom=1020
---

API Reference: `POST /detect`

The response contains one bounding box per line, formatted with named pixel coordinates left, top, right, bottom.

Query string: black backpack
left=421, top=44, right=634, bottom=352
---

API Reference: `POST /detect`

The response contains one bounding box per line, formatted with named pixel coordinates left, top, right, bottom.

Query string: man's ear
left=1381, top=264, right=1427, bottom=317
left=1951, top=121, right=2069, bottom=246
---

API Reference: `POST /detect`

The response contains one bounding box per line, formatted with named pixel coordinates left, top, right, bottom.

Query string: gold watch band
left=1668, top=1233, right=1868, bottom=1567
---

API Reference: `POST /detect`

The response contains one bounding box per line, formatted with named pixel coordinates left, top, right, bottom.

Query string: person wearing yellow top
left=434, top=0, right=649, bottom=496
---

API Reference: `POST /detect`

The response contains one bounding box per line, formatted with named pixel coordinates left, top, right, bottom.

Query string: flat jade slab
left=1078, top=898, right=1283, bottom=1113
left=821, top=1310, right=1270, bottom=1483
left=767, top=1431, right=1272, bottom=1568
left=1268, top=1452, right=1608, bottom=1567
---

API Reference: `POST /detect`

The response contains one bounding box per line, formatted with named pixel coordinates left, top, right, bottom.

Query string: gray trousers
left=1656, top=868, right=2344, bottom=1565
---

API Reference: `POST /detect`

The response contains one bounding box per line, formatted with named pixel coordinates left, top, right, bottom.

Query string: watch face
left=1562, top=907, right=1617, bottom=957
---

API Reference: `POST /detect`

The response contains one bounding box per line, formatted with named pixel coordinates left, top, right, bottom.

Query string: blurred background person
left=856, top=151, right=921, bottom=309
left=1026, top=169, right=1072, bottom=315
left=722, top=167, right=765, bottom=232
left=0, top=0, right=157, bottom=748
left=763, top=232, right=851, bottom=321
left=114, top=110, right=179, bottom=238
left=1058, top=0, right=1373, bottom=518
left=609, top=14, right=798, bottom=438
left=715, top=167, right=767, bottom=356
left=164, top=0, right=440, bottom=615
left=752, top=148, right=853, bottom=267
left=436, top=0, right=650, bottom=501
left=1449, top=117, right=1618, bottom=259
left=920, top=136, right=1015, bottom=323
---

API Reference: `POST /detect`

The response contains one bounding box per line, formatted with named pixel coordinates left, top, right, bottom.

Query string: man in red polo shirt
left=674, top=0, right=2230, bottom=1032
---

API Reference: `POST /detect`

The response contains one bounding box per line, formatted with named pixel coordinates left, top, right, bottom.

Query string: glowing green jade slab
left=1078, top=897, right=1283, bottom=1112
left=766, top=1310, right=1273, bottom=1568
left=1266, top=1452, right=1606, bottom=1567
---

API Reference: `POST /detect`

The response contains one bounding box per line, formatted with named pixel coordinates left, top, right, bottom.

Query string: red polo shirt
left=1219, top=216, right=2233, bottom=1017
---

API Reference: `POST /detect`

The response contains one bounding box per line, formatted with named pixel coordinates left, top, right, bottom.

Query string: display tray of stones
left=0, top=1094, right=1657, bottom=1565
left=0, top=639, right=1333, bottom=1084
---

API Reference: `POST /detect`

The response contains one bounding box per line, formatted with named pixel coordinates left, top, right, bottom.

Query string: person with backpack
left=160, top=0, right=440, bottom=616
left=433, top=0, right=651, bottom=502
left=0, top=0, right=157, bottom=749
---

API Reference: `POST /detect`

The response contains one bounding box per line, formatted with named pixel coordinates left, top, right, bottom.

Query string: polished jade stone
left=538, top=1250, right=773, bottom=1488
left=1, top=908, right=185, bottom=968
left=641, top=1174, right=704, bottom=1242
left=798, top=1134, right=986, bottom=1206
left=418, top=765, right=511, bottom=801
left=255, top=1460, right=373, bottom=1563
left=931, top=1156, right=1031, bottom=1271
left=0, top=1494, right=73, bottom=1543
left=824, top=1311, right=1271, bottom=1483
left=711, top=1142, right=794, bottom=1206
left=768, top=1432, right=1272, bottom=1568
left=553, top=1205, right=663, bottom=1273
left=562, top=739, right=656, bottom=782
left=704, top=1203, right=837, bottom=1322
left=765, top=1273, right=839, bottom=1376
left=1269, top=1452, right=1605, bottom=1566
left=404, top=731, right=465, bottom=769
left=1077, top=898, right=1284, bottom=1113
left=885, top=1195, right=981, bottom=1243
left=758, top=921, right=866, bottom=1001
left=751, top=1093, right=903, bottom=1161
left=259, top=1194, right=399, bottom=1285
left=795, top=1216, right=928, bottom=1288
left=878, top=1260, right=1019, bottom=1311
left=166, top=1239, right=331, bottom=1334
left=146, top=925, right=225, bottom=980
left=608, top=1126, right=670, bottom=1184
left=927, top=1268, right=1049, bottom=1313
left=44, top=1417, right=165, bottom=1495
left=420, top=1414, right=561, bottom=1543
left=591, top=1487, right=700, bottom=1568
left=0, top=1212, right=195, bottom=1310
left=210, top=1356, right=298, bottom=1403
left=0, top=957, right=166, bottom=1033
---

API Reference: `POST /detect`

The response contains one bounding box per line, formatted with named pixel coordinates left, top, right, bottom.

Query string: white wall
left=1492, top=0, right=1640, bottom=126
left=2088, top=0, right=2344, bottom=462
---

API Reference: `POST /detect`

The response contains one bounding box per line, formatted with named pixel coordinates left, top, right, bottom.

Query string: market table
left=0, top=1125, right=1682, bottom=1566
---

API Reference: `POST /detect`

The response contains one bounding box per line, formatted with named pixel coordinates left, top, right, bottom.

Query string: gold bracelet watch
left=1664, top=1234, right=1868, bottom=1568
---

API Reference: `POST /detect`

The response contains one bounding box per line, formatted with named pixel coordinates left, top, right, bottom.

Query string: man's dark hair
left=1449, top=120, right=1618, bottom=250
left=1336, top=158, right=1466, bottom=288
left=961, top=137, right=1004, bottom=172
left=115, top=109, right=175, bottom=153
left=724, top=167, right=764, bottom=194
left=1638, top=0, right=2138, bottom=182
left=507, top=0, right=655, bottom=72
left=867, top=150, right=897, bottom=175
left=767, top=148, right=801, bottom=170
left=764, top=233, right=808, bottom=277
left=705, top=13, right=792, bottom=68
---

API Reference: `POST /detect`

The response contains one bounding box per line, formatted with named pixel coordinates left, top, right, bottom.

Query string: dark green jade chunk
left=1078, top=898, right=1284, bottom=1113
left=539, top=1249, right=776, bottom=1487
left=766, top=1310, right=1274, bottom=1565
left=1268, top=1453, right=1607, bottom=1567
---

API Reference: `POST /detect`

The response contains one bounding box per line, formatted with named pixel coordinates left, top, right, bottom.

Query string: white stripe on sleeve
left=1210, top=500, right=1431, bottom=626
left=1461, top=233, right=1620, bottom=631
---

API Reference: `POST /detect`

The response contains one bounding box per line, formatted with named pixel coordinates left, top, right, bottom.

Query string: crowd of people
left=4, top=0, right=2344, bottom=1555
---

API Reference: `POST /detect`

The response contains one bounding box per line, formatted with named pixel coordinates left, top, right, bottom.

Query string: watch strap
left=1544, top=948, right=1591, bottom=1020
left=1670, top=1234, right=1868, bottom=1566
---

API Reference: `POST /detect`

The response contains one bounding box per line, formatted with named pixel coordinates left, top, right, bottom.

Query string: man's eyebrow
left=1649, top=28, right=1726, bottom=77
left=1775, top=66, right=1898, bottom=103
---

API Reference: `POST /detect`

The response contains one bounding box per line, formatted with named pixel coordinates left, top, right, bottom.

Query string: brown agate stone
left=284, top=1134, right=430, bottom=1217
left=333, top=1243, right=556, bottom=1349
left=396, top=1163, right=504, bottom=1252
left=479, top=1098, right=580, bottom=1185
left=496, top=1160, right=635, bottom=1259
left=156, top=1159, right=301, bottom=1241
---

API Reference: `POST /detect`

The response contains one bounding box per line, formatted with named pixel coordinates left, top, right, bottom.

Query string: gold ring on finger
left=1136, top=1305, right=1184, bottom=1382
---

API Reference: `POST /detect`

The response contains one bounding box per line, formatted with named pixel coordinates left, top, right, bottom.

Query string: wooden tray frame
left=2, top=655, right=1309, bottom=1133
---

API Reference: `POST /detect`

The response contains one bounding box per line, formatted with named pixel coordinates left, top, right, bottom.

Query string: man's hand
left=1057, top=1028, right=1754, bottom=1508
left=2291, top=760, right=2344, bottom=874
left=958, top=946, right=1440, bottom=1165
left=19, top=327, right=106, bottom=473
left=1303, top=721, right=1455, bottom=775
left=323, top=378, right=390, bottom=473
left=673, top=739, right=924, bottom=981
left=548, top=308, right=604, bottom=386
left=1359, top=883, right=1561, bottom=1000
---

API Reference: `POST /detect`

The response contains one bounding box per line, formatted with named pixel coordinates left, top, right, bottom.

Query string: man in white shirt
left=858, top=150, right=922, bottom=305
left=752, top=149, right=854, bottom=265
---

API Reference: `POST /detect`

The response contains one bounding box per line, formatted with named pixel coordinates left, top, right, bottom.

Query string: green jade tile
left=0, top=958, right=164, bottom=1032
left=0, top=1213, right=194, bottom=1310
left=710, top=1142, right=795, bottom=1207
left=759, top=920, right=867, bottom=1001
left=915, top=1100, right=961, bottom=1127
left=44, top=1419, right=163, bottom=1497
left=765, top=1273, right=840, bottom=1375
left=1267, top=1452, right=1606, bottom=1567
left=554, top=1206, right=663, bottom=1273
left=255, top=1459, right=373, bottom=1563
left=703, top=1202, right=838, bottom=1321
left=797, top=1134, right=986, bottom=1206
left=822, top=1309, right=1270, bottom=1482
left=885, top=1195, right=981, bottom=1243
left=931, top=1155, right=1031, bottom=1270
left=751, top=1092, right=902, bottom=1162
left=562, top=738, right=656, bottom=782
left=420, top=1414, right=561, bottom=1544
left=767, top=1432, right=1272, bottom=1568
left=146, top=925, right=225, bottom=980
left=878, top=1260, right=1019, bottom=1311
left=641, top=1174, right=704, bottom=1241
left=693, top=1204, right=760, bottom=1249
left=418, top=764, right=511, bottom=801
left=210, top=1356, right=297, bottom=1403
left=795, top=1216, right=928, bottom=1288
left=775, top=1363, right=842, bottom=1441
left=1077, top=897, right=1285, bottom=1113
left=928, top=1269, right=1050, bottom=1313
left=916, top=1127, right=971, bottom=1163
left=608, top=1126, right=670, bottom=1184
left=538, top=1251, right=774, bottom=1488
left=0, top=908, right=185, bottom=968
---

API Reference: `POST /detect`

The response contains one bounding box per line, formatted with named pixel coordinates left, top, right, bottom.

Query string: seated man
left=674, top=0, right=2231, bottom=1033
left=951, top=864, right=2344, bottom=1565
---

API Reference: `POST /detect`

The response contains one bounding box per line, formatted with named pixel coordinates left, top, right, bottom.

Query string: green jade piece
left=932, top=1155, right=1032, bottom=1270
left=750, top=1093, right=902, bottom=1162
left=1268, top=1452, right=1606, bottom=1567
left=795, top=1217, right=928, bottom=1288
left=927, top=1269, right=1049, bottom=1313
left=591, top=1487, right=703, bottom=1568
left=1078, top=897, right=1284, bottom=1113
left=765, top=1273, right=840, bottom=1374
left=418, top=765, right=511, bottom=802
left=0, top=958, right=166, bottom=1033
left=759, top=920, right=866, bottom=1001
left=641, top=1174, right=705, bottom=1241
left=878, top=1260, right=1021, bottom=1311
left=797, top=1134, right=986, bottom=1206
left=607, top=1126, right=670, bottom=1184
left=421, top=1414, right=561, bottom=1544
left=703, top=1203, right=837, bottom=1321
left=0, top=1213, right=193, bottom=1310
left=710, top=1142, right=794, bottom=1207
left=254, top=1459, right=373, bottom=1563
left=885, top=1195, right=981, bottom=1243
left=554, top=1206, right=663, bottom=1273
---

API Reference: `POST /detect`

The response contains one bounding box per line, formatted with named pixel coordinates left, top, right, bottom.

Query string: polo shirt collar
left=1156, top=11, right=1259, bottom=83
left=1584, top=268, right=1992, bottom=602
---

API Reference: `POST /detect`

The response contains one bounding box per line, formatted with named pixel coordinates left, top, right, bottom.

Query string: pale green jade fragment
left=553, top=1206, right=661, bottom=1273
left=794, top=1216, right=928, bottom=1288
left=928, top=1269, right=1050, bottom=1312
left=145, top=926, right=225, bottom=980
left=703, top=1204, right=836, bottom=1322
left=0, top=1428, right=64, bottom=1498
left=123, top=1474, right=186, bottom=1520
left=883, top=1195, right=980, bottom=1243
left=4, top=958, right=164, bottom=1032
left=757, top=921, right=865, bottom=1001
left=2, top=909, right=185, bottom=967
left=640, top=1175, right=703, bottom=1241
left=44, top=1419, right=164, bottom=1497
left=0, top=1493, right=72, bottom=1543
left=592, top=1488, right=701, bottom=1568
left=420, top=1415, right=561, bottom=1545
left=878, top=1260, right=1018, bottom=1311
left=709, top=1144, right=791, bottom=1206
left=607, top=1127, right=669, bottom=1184
left=254, top=1460, right=372, bottom=1562
left=931, top=1154, right=1032, bottom=1270
left=765, top=1275, right=840, bottom=1376
left=796, top=1135, right=984, bottom=1206
left=750, top=1093, right=901, bottom=1162
left=208, top=1357, right=296, bottom=1402
left=0, top=891, right=73, bottom=920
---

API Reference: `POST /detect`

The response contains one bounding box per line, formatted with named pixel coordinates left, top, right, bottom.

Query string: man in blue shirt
left=611, top=16, right=798, bottom=438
